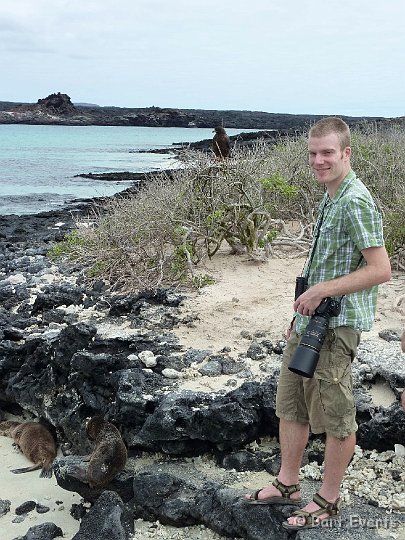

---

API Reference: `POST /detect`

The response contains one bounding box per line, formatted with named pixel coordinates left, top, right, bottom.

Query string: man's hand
left=294, top=246, right=391, bottom=317
left=293, top=283, right=326, bottom=316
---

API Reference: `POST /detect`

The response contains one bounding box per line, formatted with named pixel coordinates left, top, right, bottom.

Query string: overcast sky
left=1, top=0, right=404, bottom=118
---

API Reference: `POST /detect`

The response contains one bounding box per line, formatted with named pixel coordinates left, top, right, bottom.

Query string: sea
left=0, top=125, right=256, bottom=216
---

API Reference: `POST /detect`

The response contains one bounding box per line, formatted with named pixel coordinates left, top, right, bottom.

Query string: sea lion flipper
left=66, top=463, right=89, bottom=482
left=11, top=464, right=42, bottom=474
left=39, top=467, right=53, bottom=479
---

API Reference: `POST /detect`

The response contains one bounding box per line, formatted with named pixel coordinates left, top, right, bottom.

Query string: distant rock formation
left=0, top=93, right=387, bottom=128
left=16, top=92, right=78, bottom=116
left=0, top=92, right=84, bottom=125
left=37, top=92, right=78, bottom=114
left=36, top=92, right=78, bottom=114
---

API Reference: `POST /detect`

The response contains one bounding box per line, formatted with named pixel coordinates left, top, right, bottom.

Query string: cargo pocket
left=334, top=327, right=361, bottom=362
left=315, top=361, right=354, bottom=417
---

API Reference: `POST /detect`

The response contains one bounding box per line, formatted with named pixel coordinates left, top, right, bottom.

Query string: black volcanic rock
left=357, top=403, right=405, bottom=451
left=53, top=455, right=134, bottom=503
left=71, top=491, right=133, bottom=540
left=131, top=472, right=291, bottom=538
left=17, top=522, right=63, bottom=539
left=36, top=92, right=78, bottom=115
left=15, top=500, right=37, bottom=515
left=31, top=284, right=85, bottom=313
left=0, top=499, right=11, bottom=517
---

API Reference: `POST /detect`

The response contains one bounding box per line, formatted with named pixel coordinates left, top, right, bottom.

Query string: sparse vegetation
left=48, top=230, right=87, bottom=259
left=50, top=123, right=405, bottom=290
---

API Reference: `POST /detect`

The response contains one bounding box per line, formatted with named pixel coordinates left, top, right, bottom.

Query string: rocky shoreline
left=0, top=93, right=385, bottom=129
left=73, top=130, right=298, bottom=187
left=0, top=203, right=404, bottom=540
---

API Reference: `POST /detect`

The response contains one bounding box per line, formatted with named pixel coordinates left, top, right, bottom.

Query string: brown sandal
left=244, top=478, right=302, bottom=505
left=282, top=492, right=341, bottom=530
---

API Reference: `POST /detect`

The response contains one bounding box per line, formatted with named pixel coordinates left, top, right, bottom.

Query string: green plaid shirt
left=295, top=170, right=384, bottom=334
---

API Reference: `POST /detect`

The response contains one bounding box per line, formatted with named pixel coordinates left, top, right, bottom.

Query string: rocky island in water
left=0, top=92, right=387, bottom=130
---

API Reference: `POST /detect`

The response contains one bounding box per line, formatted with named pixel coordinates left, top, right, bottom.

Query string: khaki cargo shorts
left=276, top=326, right=361, bottom=439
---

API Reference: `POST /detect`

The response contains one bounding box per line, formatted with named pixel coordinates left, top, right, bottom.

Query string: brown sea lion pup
left=212, top=126, right=231, bottom=158
left=0, top=420, right=57, bottom=478
left=79, top=416, right=128, bottom=489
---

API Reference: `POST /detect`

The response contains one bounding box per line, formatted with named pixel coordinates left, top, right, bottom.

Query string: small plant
left=192, top=274, right=216, bottom=288
left=86, top=260, right=110, bottom=278
left=170, top=244, right=194, bottom=281
left=260, top=173, right=299, bottom=197
left=258, top=229, right=279, bottom=248
left=47, top=230, right=86, bottom=260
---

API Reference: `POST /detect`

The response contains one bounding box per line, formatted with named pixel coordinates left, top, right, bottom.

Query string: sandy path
left=173, top=249, right=405, bottom=355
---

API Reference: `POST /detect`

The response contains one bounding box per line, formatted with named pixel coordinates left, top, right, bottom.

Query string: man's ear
left=344, top=146, right=352, bottom=159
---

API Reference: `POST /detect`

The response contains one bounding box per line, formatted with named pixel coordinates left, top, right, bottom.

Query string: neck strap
left=303, top=198, right=328, bottom=278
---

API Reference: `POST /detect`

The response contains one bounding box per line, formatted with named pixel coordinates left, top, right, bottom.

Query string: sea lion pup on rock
left=71, top=416, right=127, bottom=489
left=212, top=126, right=231, bottom=158
left=0, top=420, right=57, bottom=478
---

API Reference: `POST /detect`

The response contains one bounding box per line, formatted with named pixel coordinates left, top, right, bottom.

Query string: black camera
left=288, top=297, right=341, bottom=378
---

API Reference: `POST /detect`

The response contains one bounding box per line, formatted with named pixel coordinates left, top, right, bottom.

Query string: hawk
left=212, top=126, right=231, bottom=158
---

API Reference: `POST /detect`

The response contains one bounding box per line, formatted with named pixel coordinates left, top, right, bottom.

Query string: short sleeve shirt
left=295, top=170, right=385, bottom=334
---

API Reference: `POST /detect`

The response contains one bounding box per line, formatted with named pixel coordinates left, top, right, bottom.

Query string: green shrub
left=385, top=206, right=405, bottom=257
left=47, top=230, right=87, bottom=260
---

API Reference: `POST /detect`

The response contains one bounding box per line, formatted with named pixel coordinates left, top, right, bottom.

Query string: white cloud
left=0, top=0, right=404, bottom=116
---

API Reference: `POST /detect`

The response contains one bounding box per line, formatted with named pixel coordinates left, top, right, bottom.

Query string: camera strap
left=302, top=198, right=328, bottom=278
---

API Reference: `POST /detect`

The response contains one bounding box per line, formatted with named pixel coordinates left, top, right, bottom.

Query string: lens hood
left=288, top=345, right=320, bottom=378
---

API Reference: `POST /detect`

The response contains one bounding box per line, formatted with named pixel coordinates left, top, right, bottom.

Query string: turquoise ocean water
left=0, top=125, right=254, bottom=216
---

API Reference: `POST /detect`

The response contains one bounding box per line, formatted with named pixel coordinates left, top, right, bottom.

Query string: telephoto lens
left=288, top=298, right=341, bottom=378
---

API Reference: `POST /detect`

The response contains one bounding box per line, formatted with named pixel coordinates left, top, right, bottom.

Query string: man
left=244, top=117, right=392, bottom=530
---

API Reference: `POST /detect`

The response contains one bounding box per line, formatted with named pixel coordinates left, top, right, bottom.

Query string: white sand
left=174, top=249, right=405, bottom=354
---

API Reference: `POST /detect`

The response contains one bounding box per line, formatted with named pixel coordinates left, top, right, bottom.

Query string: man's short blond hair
left=309, top=117, right=351, bottom=150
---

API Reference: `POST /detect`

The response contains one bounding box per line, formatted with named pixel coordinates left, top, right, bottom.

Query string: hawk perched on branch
left=212, top=126, right=231, bottom=158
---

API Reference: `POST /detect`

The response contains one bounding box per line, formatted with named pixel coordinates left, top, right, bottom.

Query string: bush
left=51, top=123, right=405, bottom=290
left=350, top=123, right=405, bottom=267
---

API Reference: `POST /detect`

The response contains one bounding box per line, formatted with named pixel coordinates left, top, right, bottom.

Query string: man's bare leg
left=245, top=418, right=309, bottom=501
left=286, top=431, right=356, bottom=525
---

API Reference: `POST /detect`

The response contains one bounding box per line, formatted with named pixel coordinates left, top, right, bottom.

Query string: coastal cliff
left=0, top=92, right=384, bottom=129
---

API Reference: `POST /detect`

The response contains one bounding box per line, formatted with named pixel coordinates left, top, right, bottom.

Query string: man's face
left=308, top=133, right=351, bottom=194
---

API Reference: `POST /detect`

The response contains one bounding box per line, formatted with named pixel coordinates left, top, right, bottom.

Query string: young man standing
left=245, top=117, right=392, bottom=530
